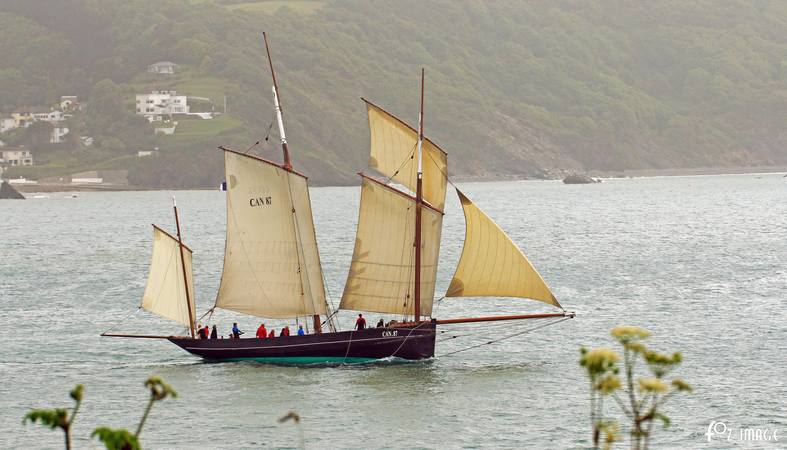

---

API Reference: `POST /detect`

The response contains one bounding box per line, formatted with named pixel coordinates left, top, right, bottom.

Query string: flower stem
left=136, top=397, right=155, bottom=437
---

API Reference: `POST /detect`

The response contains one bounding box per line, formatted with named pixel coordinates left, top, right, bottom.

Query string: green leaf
left=92, top=427, right=141, bottom=450
left=23, top=409, right=68, bottom=430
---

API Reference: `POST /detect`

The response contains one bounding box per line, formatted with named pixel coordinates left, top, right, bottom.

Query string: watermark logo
left=706, top=421, right=780, bottom=443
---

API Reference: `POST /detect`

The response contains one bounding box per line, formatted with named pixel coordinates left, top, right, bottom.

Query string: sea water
left=1, top=174, right=785, bottom=449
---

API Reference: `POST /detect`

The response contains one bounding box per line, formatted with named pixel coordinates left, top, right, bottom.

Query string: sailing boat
left=103, top=34, right=573, bottom=363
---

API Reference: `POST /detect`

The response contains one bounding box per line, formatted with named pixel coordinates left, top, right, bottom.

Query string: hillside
left=1, top=0, right=786, bottom=187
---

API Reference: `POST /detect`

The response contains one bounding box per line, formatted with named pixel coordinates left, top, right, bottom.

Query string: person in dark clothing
left=355, top=313, right=367, bottom=330
left=210, top=325, right=218, bottom=339
left=197, top=324, right=206, bottom=339
left=376, top=318, right=384, bottom=328
left=281, top=326, right=290, bottom=337
left=232, top=322, right=243, bottom=339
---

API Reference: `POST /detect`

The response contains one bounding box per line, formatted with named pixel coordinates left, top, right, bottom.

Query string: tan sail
left=364, top=99, right=448, bottom=211
left=141, top=226, right=196, bottom=327
left=215, top=149, right=327, bottom=318
left=340, top=176, right=443, bottom=316
left=446, top=189, right=562, bottom=309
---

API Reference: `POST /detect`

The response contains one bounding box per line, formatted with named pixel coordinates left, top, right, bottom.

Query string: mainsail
left=340, top=176, right=443, bottom=316
left=446, top=189, right=562, bottom=309
left=365, top=99, right=448, bottom=210
left=214, top=149, right=328, bottom=318
left=141, top=225, right=196, bottom=327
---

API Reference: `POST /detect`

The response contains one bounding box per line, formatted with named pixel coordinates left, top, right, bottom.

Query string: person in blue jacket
left=232, top=322, right=243, bottom=339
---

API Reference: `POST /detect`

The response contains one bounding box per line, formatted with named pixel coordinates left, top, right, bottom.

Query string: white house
left=32, top=110, right=65, bottom=123
left=1, top=148, right=33, bottom=166
left=0, top=117, right=16, bottom=133
left=136, top=91, right=189, bottom=121
left=147, top=61, right=178, bottom=75
left=50, top=127, right=70, bottom=144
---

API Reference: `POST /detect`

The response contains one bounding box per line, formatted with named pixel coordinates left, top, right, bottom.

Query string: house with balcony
left=135, top=91, right=189, bottom=121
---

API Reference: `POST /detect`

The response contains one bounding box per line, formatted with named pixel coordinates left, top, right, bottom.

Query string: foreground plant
left=23, top=384, right=84, bottom=450
left=91, top=376, right=177, bottom=450
left=580, top=326, right=692, bottom=450
left=24, top=376, right=177, bottom=450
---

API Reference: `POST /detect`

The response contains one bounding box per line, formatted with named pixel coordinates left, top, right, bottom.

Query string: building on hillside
left=50, top=127, right=70, bottom=144
left=135, top=91, right=189, bottom=121
left=60, top=96, right=79, bottom=111
left=0, top=117, right=15, bottom=133
left=147, top=61, right=178, bottom=75
left=1, top=148, right=33, bottom=166
left=32, top=110, right=65, bottom=123
left=10, top=111, right=36, bottom=128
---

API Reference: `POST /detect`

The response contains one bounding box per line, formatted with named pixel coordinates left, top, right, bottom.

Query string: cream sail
left=214, top=149, right=328, bottom=318
left=365, top=99, right=448, bottom=211
left=446, top=189, right=562, bottom=309
left=141, top=226, right=196, bottom=327
left=340, top=176, right=443, bottom=316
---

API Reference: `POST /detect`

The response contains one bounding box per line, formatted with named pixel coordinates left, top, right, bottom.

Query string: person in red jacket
left=281, top=326, right=290, bottom=337
left=355, top=313, right=367, bottom=330
left=256, top=323, right=267, bottom=339
left=268, top=329, right=276, bottom=338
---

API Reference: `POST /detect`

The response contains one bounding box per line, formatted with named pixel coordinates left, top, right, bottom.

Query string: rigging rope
left=437, top=317, right=570, bottom=358
left=101, top=307, right=143, bottom=335
left=384, top=141, right=418, bottom=185
left=263, top=112, right=276, bottom=143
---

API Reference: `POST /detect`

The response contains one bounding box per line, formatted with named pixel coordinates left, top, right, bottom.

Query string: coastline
left=10, top=164, right=787, bottom=193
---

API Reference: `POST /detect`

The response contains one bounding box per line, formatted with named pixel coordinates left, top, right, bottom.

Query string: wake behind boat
left=103, top=33, right=573, bottom=364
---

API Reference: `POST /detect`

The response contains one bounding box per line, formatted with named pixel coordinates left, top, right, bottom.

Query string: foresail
left=340, top=176, right=443, bottom=316
left=446, top=189, right=562, bottom=309
left=215, top=149, right=327, bottom=318
left=364, top=99, right=447, bottom=211
left=141, top=226, right=195, bottom=327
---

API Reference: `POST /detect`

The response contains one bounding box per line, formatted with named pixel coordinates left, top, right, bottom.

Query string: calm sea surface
left=1, top=174, right=785, bottom=449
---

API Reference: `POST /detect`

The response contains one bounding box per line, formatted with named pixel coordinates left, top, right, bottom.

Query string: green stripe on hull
left=216, top=356, right=379, bottom=365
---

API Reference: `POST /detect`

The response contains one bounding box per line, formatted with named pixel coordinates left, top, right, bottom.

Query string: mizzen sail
left=340, top=176, right=443, bottom=316
left=214, top=149, right=328, bottom=318
left=141, top=226, right=196, bottom=327
left=365, top=99, right=448, bottom=211
left=446, top=189, right=562, bottom=309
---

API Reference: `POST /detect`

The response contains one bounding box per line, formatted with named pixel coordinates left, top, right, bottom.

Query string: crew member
left=232, top=322, right=243, bottom=339
left=355, top=313, right=367, bottom=330
left=256, top=323, right=268, bottom=339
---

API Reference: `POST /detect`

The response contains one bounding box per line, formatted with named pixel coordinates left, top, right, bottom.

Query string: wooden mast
left=263, top=31, right=292, bottom=170
left=262, top=32, right=322, bottom=333
left=173, top=197, right=195, bottom=339
left=413, top=68, right=425, bottom=322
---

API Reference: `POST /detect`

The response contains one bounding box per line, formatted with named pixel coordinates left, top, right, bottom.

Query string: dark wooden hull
left=168, top=322, right=437, bottom=364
